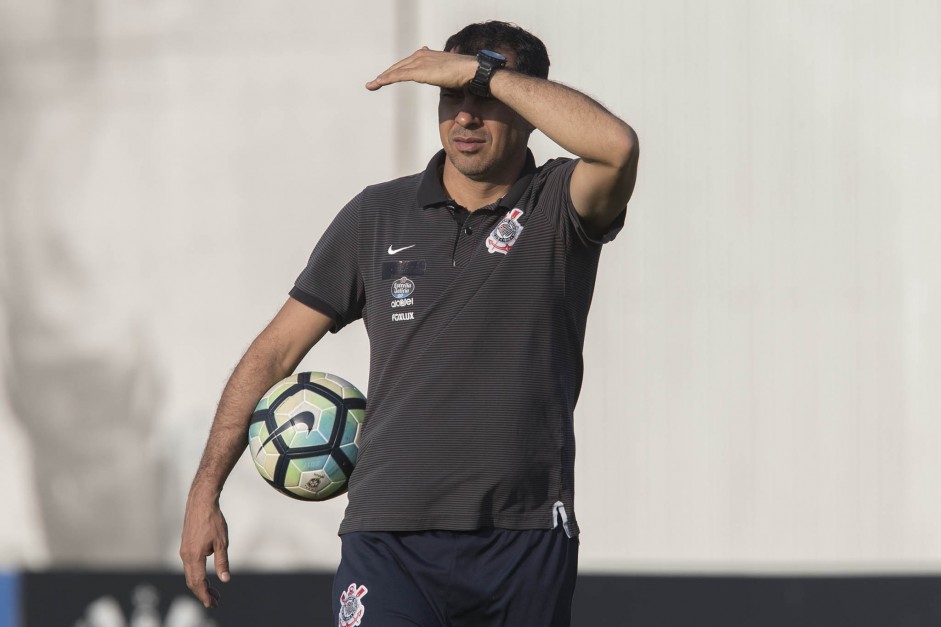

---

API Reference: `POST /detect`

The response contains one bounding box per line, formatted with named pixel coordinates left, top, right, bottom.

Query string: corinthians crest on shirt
left=486, top=208, right=524, bottom=254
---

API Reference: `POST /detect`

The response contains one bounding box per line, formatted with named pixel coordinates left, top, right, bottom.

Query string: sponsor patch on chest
left=486, top=208, right=524, bottom=254
left=391, top=277, right=415, bottom=299
left=389, top=276, right=417, bottom=321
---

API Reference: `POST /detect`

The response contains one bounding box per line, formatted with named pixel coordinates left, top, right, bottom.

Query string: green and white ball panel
left=282, top=454, right=348, bottom=500
left=255, top=376, right=300, bottom=411
left=339, top=408, right=365, bottom=464
left=308, top=372, right=366, bottom=402
left=249, top=427, right=278, bottom=481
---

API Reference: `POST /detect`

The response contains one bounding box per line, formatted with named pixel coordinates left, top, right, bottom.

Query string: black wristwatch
left=467, top=50, right=507, bottom=98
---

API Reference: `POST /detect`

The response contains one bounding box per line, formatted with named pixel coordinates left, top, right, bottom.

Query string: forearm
left=187, top=337, right=296, bottom=500
left=365, top=47, right=638, bottom=225
left=187, top=299, right=332, bottom=500
left=181, top=300, right=331, bottom=605
left=366, top=49, right=636, bottom=165
left=490, top=70, right=636, bottom=167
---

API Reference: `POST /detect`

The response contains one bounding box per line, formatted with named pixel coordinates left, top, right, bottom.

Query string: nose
left=454, top=95, right=483, bottom=128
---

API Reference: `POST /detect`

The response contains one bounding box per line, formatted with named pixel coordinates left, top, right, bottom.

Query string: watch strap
left=468, top=50, right=507, bottom=98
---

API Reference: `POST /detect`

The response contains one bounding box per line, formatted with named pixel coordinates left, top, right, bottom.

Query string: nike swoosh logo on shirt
left=388, top=244, right=416, bottom=255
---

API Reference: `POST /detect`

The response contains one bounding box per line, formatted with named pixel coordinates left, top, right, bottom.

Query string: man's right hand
left=180, top=493, right=230, bottom=608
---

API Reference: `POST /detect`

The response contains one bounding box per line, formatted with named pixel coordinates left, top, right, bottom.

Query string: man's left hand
left=366, top=47, right=476, bottom=91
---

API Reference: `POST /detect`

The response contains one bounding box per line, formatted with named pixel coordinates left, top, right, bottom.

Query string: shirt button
left=463, top=226, right=473, bottom=235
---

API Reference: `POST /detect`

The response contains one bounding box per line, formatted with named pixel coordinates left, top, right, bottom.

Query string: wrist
left=188, top=480, right=223, bottom=503
left=467, top=49, right=507, bottom=98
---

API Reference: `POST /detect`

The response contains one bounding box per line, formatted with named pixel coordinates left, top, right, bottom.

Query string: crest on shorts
left=339, top=583, right=368, bottom=627
left=486, top=208, right=524, bottom=254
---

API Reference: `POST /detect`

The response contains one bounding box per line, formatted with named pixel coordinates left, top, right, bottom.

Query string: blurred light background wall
left=0, top=0, right=939, bottom=576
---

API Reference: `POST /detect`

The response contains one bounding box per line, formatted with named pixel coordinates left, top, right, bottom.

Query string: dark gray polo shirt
left=291, top=149, right=624, bottom=536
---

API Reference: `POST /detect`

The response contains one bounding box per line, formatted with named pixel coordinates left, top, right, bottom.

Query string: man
left=181, top=20, right=638, bottom=626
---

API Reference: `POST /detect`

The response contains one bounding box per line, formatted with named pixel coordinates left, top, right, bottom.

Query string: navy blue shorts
left=332, top=527, right=579, bottom=627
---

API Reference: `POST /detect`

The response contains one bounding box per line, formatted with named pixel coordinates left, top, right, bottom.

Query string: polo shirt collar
left=417, top=149, right=538, bottom=211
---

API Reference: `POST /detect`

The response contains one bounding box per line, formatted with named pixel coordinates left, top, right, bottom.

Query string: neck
left=441, top=151, right=526, bottom=211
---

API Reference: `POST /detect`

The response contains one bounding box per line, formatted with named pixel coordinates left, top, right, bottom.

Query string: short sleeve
left=541, top=158, right=626, bottom=247
left=290, top=193, right=365, bottom=332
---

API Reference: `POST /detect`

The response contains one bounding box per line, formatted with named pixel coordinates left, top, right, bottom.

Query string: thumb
left=213, top=542, right=231, bottom=583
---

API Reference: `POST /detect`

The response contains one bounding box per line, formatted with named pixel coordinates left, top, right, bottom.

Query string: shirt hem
left=337, top=514, right=580, bottom=537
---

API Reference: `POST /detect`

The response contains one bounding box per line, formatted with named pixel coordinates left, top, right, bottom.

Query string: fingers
left=181, top=551, right=213, bottom=608
left=365, top=47, right=444, bottom=91
left=182, top=551, right=227, bottom=608
left=180, top=495, right=231, bottom=608
left=199, top=579, right=220, bottom=609
left=365, top=49, right=419, bottom=90
left=366, top=57, right=414, bottom=90
left=208, top=586, right=222, bottom=606
left=364, top=77, right=386, bottom=91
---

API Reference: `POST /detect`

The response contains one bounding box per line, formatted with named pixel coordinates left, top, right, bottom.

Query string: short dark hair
left=444, top=21, right=550, bottom=80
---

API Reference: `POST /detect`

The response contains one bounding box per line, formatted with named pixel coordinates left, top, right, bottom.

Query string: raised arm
left=366, top=48, right=639, bottom=233
left=179, top=297, right=333, bottom=608
left=488, top=70, right=638, bottom=233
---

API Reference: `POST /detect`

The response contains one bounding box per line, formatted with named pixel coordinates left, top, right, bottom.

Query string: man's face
left=438, top=49, right=533, bottom=182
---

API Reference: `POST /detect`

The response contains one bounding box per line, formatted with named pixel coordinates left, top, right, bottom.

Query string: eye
left=440, top=88, right=462, bottom=100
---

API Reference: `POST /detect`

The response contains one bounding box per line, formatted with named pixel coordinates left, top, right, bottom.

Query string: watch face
left=479, top=49, right=507, bottom=63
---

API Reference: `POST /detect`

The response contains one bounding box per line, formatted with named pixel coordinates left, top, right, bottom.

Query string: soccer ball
left=248, top=371, right=366, bottom=501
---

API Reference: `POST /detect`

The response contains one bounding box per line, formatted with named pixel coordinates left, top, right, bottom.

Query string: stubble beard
left=446, top=148, right=500, bottom=182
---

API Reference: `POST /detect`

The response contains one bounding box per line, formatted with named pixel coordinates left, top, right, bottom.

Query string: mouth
left=452, top=136, right=486, bottom=153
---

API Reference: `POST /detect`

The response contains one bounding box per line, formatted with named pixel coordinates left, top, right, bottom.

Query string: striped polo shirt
left=290, top=149, right=624, bottom=536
